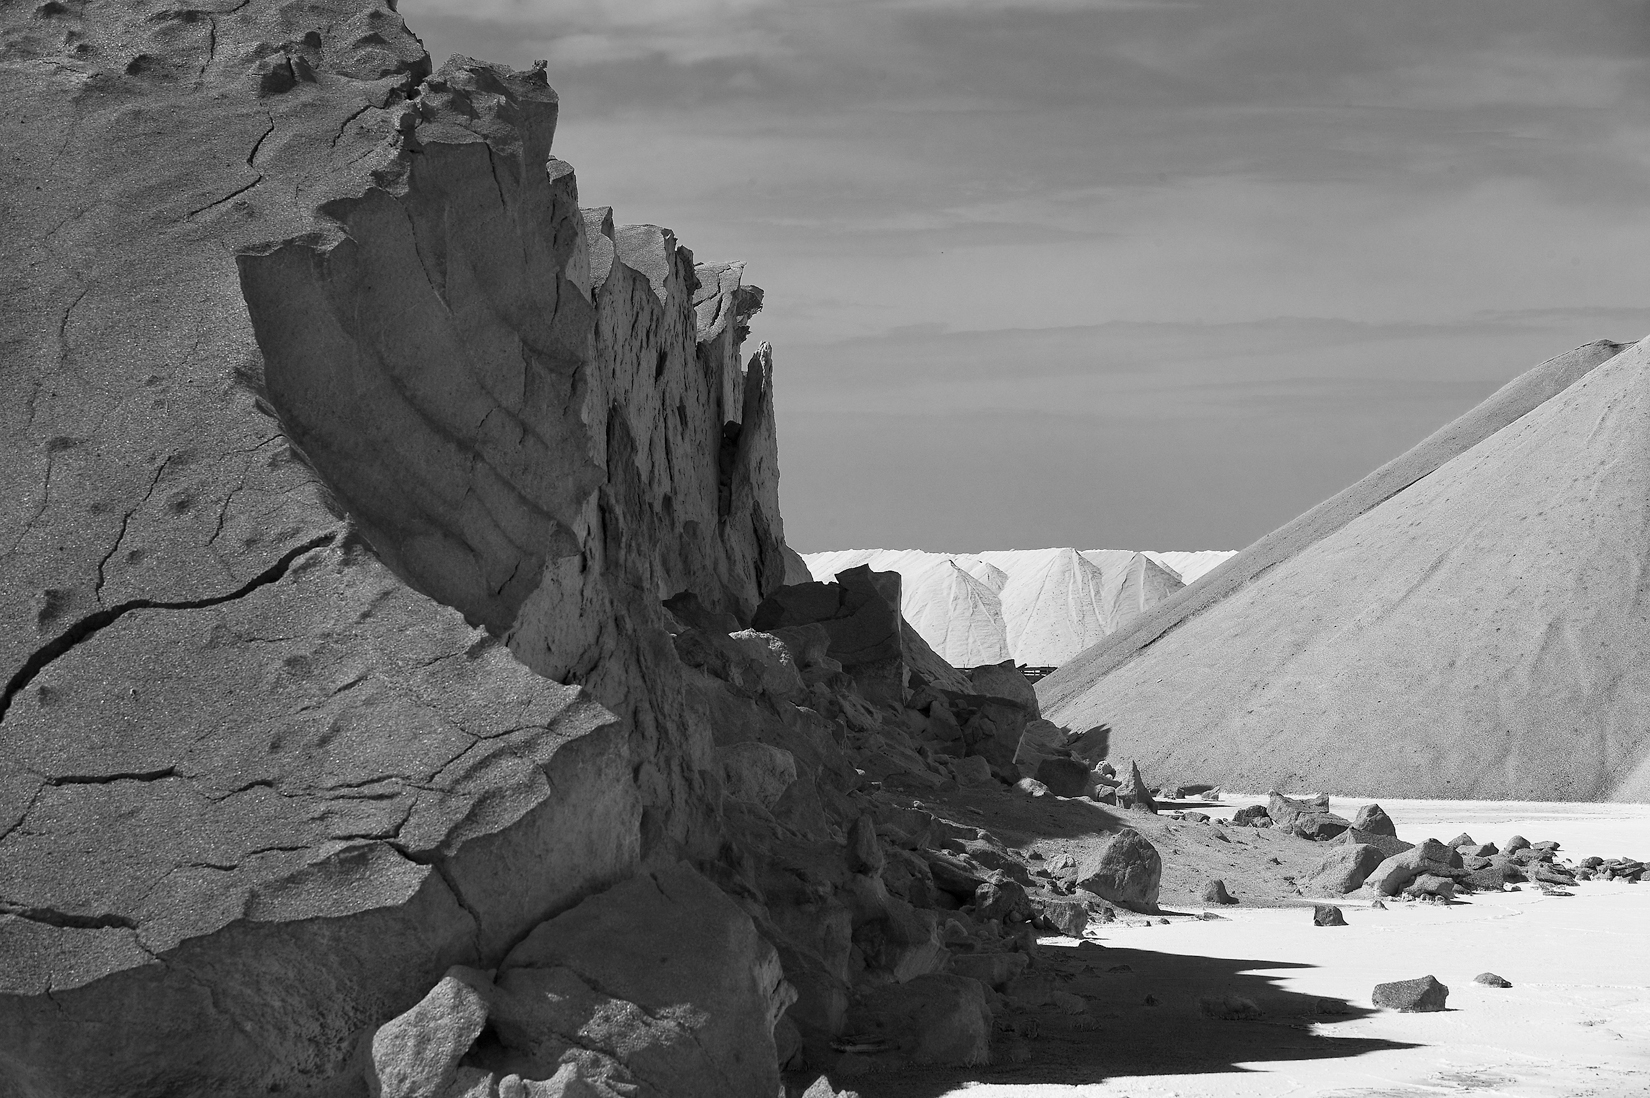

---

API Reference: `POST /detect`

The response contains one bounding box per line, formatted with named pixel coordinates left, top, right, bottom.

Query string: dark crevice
left=247, top=113, right=276, bottom=168
left=0, top=902, right=138, bottom=931
left=47, top=768, right=177, bottom=786
left=329, top=103, right=372, bottom=149
left=185, top=176, right=262, bottom=220
left=388, top=842, right=487, bottom=959
left=0, top=533, right=336, bottom=725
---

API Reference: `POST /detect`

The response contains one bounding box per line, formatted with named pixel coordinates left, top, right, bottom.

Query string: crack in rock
left=0, top=533, right=336, bottom=724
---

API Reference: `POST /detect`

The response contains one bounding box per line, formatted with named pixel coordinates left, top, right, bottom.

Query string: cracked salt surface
left=898, top=800, right=1650, bottom=1098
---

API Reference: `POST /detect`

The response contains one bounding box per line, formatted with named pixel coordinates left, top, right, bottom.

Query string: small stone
left=1372, top=975, right=1449, bottom=1012
left=1013, top=777, right=1050, bottom=798
left=1370, top=899, right=1387, bottom=909
left=1445, top=832, right=1475, bottom=850
left=1474, top=972, right=1513, bottom=988
left=1201, top=879, right=1238, bottom=905
left=1312, top=904, right=1347, bottom=927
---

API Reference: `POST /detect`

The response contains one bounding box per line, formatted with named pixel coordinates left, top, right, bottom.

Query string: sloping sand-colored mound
left=1040, top=337, right=1650, bottom=801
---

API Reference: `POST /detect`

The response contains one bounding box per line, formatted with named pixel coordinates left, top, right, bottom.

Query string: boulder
left=1503, top=835, right=1531, bottom=854
left=1460, top=842, right=1499, bottom=858
left=966, top=661, right=1040, bottom=715
left=1445, top=832, right=1476, bottom=850
left=1351, top=803, right=1398, bottom=836
left=1118, top=760, right=1158, bottom=813
left=949, top=755, right=996, bottom=787
left=1404, top=874, right=1457, bottom=900
left=1201, top=879, right=1238, bottom=905
left=753, top=568, right=906, bottom=706
left=846, top=815, right=886, bottom=876
left=1036, top=898, right=1090, bottom=937
left=840, top=975, right=992, bottom=1067
left=1035, top=757, right=1092, bottom=798
left=1331, top=827, right=1413, bottom=860
left=1367, top=843, right=1467, bottom=896
left=367, top=968, right=493, bottom=1098
left=1231, top=805, right=1271, bottom=827
left=1307, top=843, right=1386, bottom=894
left=1012, top=719, right=1069, bottom=775
left=1372, top=975, right=1449, bottom=1012
left=1013, top=777, right=1051, bottom=797
left=495, top=862, right=795, bottom=1098
left=1075, top=829, right=1162, bottom=912
left=1474, top=972, right=1513, bottom=988
left=1268, top=792, right=1351, bottom=841
left=727, top=630, right=808, bottom=699
left=1312, top=905, right=1347, bottom=927
left=719, top=742, right=799, bottom=811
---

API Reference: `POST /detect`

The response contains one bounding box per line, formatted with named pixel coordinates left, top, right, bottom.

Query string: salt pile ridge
left=1041, top=337, right=1650, bottom=801
left=804, top=546, right=1213, bottom=666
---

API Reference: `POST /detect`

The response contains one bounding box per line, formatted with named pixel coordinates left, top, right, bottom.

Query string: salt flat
left=859, top=800, right=1650, bottom=1098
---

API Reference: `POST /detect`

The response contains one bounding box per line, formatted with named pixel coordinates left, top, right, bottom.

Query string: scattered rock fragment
left=1372, top=975, right=1449, bottom=1012
left=1351, top=803, right=1398, bottom=837
left=1201, top=879, right=1238, bottom=905
left=1118, top=760, right=1158, bottom=813
left=1312, top=904, right=1347, bottom=926
left=1474, top=972, right=1513, bottom=987
left=1075, top=828, right=1163, bottom=912
left=1268, top=791, right=1351, bottom=841
left=1307, top=842, right=1385, bottom=894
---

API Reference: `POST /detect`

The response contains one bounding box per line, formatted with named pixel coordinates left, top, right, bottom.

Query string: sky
left=403, top=0, right=1650, bottom=553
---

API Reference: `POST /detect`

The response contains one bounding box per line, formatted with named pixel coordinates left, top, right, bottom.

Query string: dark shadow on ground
left=826, top=939, right=1420, bottom=1097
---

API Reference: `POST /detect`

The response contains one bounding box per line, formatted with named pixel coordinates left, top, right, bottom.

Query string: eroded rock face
left=0, top=2, right=787, bottom=1093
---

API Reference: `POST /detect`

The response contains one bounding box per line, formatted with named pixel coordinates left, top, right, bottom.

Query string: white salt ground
left=936, top=799, right=1650, bottom=1098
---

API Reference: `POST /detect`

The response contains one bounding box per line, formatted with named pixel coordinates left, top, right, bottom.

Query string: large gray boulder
left=1307, top=843, right=1386, bottom=894
left=0, top=3, right=788, bottom=1092
left=1075, top=828, right=1162, bottom=912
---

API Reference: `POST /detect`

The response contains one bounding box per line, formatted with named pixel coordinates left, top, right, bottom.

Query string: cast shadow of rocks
left=837, top=940, right=1419, bottom=1097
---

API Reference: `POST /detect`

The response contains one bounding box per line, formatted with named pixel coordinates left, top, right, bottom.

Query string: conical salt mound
left=1041, top=337, right=1650, bottom=801
left=994, top=548, right=1112, bottom=666
left=960, top=557, right=1009, bottom=594
left=902, top=560, right=1012, bottom=667
left=1082, top=550, right=1185, bottom=634
left=1144, top=550, right=1235, bottom=584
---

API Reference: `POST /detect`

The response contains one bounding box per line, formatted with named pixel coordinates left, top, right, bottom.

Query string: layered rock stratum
left=1040, top=338, right=1650, bottom=801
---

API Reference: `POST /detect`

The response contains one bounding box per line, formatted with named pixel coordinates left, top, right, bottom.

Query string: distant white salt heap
left=801, top=545, right=1223, bottom=667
